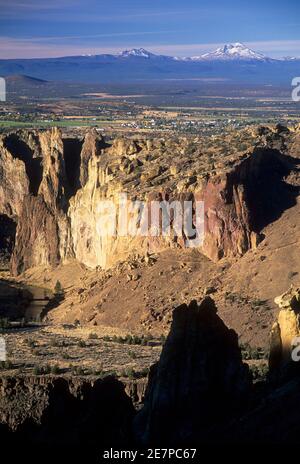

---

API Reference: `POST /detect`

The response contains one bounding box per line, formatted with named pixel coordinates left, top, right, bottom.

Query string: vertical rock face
left=8, top=128, right=72, bottom=275
left=0, top=138, right=29, bottom=218
left=199, top=175, right=253, bottom=261
left=38, top=128, right=68, bottom=211
left=79, top=128, right=107, bottom=187
left=68, top=131, right=295, bottom=270
left=269, top=287, right=300, bottom=374
left=10, top=196, right=60, bottom=275
left=0, top=126, right=297, bottom=274
left=134, top=298, right=251, bottom=446
left=67, top=133, right=259, bottom=270
left=68, top=160, right=150, bottom=270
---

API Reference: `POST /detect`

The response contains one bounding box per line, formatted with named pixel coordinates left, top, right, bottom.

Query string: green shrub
left=121, top=367, right=149, bottom=379
left=160, top=334, right=167, bottom=344
left=72, top=366, right=85, bottom=376
left=0, top=360, right=13, bottom=370
left=0, top=317, right=10, bottom=331
left=240, top=343, right=266, bottom=360
left=43, top=364, right=51, bottom=374
left=33, top=364, right=51, bottom=375
left=50, top=364, right=60, bottom=375
left=139, top=367, right=150, bottom=378
left=54, top=280, right=64, bottom=296
left=25, top=338, right=36, bottom=348
left=32, top=348, right=42, bottom=356
left=250, top=363, right=269, bottom=382
left=50, top=338, right=60, bottom=348
left=33, top=365, right=42, bottom=375
left=128, top=350, right=137, bottom=359
left=103, top=333, right=156, bottom=346
left=125, top=368, right=136, bottom=379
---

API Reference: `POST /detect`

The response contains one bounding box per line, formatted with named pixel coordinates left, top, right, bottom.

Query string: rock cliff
left=0, top=125, right=299, bottom=275
left=7, top=128, right=72, bottom=274
left=269, top=286, right=300, bottom=375
left=0, top=375, right=134, bottom=452
left=3, top=297, right=300, bottom=449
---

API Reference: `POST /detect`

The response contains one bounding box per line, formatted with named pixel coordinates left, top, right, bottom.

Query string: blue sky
left=1, top=0, right=300, bottom=58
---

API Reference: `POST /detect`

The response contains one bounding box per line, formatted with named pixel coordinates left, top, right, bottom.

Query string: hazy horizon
left=0, top=0, right=300, bottom=59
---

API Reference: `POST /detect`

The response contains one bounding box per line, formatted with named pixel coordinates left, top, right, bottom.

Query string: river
left=0, top=279, right=54, bottom=322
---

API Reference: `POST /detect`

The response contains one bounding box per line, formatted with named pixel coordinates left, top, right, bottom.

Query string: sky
left=0, top=0, right=300, bottom=59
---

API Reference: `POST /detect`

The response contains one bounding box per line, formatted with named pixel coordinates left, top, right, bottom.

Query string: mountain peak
left=118, top=48, right=155, bottom=58
left=200, top=42, right=268, bottom=61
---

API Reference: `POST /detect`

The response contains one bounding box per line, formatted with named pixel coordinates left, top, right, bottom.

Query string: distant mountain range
left=86, top=43, right=299, bottom=62
left=0, top=43, right=299, bottom=85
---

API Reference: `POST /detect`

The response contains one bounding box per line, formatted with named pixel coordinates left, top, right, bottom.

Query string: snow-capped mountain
left=80, top=45, right=298, bottom=63
left=1, top=42, right=300, bottom=85
left=198, top=43, right=269, bottom=61
left=118, top=48, right=156, bottom=59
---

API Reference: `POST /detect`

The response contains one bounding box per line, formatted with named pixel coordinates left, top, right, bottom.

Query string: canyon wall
left=0, top=298, right=253, bottom=449
left=0, top=126, right=296, bottom=274
left=0, top=375, right=135, bottom=452
left=2, top=297, right=300, bottom=448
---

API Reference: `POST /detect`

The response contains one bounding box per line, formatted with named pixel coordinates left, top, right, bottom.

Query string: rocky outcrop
left=1, top=125, right=299, bottom=274
left=0, top=137, right=29, bottom=218
left=134, top=298, right=251, bottom=446
left=1, top=128, right=73, bottom=274
left=0, top=375, right=134, bottom=451
left=67, top=128, right=299, bottom=268
left=3, top=297, right=300, bottom=449
left=79, top=128, right=108, bottom=187
left=199, top=175, right=253, bottom=261
left=269, top=286, right=300, bottom=374
left=10, top=195, right=60, bottom=275
left=37, top=128, right=68, bottom=211
left=67, top=132, right=255, bottom=268
left=124, top=378, right=148, bottom=405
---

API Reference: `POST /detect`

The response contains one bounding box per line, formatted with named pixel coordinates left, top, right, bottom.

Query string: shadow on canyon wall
left=235, top=147, right=300, bottom=233
left=3, top=133, right=43, bottom=196
left=0, top=213, right=16, bottom=265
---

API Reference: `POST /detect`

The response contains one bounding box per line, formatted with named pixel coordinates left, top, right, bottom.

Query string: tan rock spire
left=269, top=286, right=300, bottom=373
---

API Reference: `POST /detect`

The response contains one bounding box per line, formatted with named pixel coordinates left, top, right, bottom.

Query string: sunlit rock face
left=269, top=287, right=300, bottom=374
left=0, top=138, right=29, bottom=218
left=79, top=128, right=108, bottom=187
left=1, top=124, right=298, bottom=274
left=0, top=128, right=73, bottom=274
left=37, top=128, right=69, bottom=211
left=67, top=130, right=259, bottom=270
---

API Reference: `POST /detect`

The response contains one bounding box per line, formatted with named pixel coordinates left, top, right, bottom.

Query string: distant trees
left=54, top=280, right=64, bottom=296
